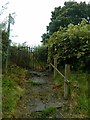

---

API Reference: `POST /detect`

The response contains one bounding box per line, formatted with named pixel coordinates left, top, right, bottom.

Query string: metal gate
left=9, top=46, right=47, bottom=71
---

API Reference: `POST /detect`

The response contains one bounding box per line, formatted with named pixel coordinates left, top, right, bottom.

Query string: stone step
left=29, top=101, right=62, bottom=112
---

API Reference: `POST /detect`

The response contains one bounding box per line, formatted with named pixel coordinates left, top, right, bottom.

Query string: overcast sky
left=0, top=0, right=90, bottom=46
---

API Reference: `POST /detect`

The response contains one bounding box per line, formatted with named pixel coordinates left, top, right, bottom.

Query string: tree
left=42, top=1, right=90, bottom=44
left=41, top=33, right=49, bottom=45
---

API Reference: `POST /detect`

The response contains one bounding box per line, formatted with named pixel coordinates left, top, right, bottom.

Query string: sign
left=9, top=14, right=15, bottom=25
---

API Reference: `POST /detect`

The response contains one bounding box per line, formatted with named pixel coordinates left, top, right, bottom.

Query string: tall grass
left=2, top=65, right=27, bottom=118
left=54, top=70, right=88, bottom=118
left=70, top=72, right=88, bottom=118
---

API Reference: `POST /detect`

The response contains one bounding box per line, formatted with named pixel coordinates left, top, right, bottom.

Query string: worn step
left=28, top=101, right=62, bottom=112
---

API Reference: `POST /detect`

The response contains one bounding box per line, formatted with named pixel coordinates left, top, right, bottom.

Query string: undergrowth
left=2, top=65, right=27, bottom=118
left=54, top=71, right=89, bottom=118
left=41, top=106, right=56, bottom=118
left=69, top=72, right=88, bottom=118
left=30, top=106, right=56, bottom=118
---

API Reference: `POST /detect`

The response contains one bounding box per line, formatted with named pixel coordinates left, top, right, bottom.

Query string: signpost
left=6, top=14, right=15, bottom=73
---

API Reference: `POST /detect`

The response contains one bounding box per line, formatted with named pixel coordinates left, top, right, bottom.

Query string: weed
left=54, top=70, right=88, bottom=118
left=28, top=80, right=44, bottom=86
left=2, top=66, right=26, bottom=118
left=41, top=106, right=56, bottom=118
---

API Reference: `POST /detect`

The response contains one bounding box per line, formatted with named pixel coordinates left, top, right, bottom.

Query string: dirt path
left=15, top=71, right=64, bottom=118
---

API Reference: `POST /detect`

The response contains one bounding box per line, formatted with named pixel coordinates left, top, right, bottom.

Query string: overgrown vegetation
left=2, top=65, right=27, bottom=118
left=47, top=19, right=90, bottom=71
left=44, top=9, right=89, bottom=117
left=41, top=106, right=56, bottom=118
left=30, top=106, right=56, bottom=118
left=1, top=29, right=48, bottom=118
left=9, top=45, right=30, bottom=69
left=41, top=2, right=89, bottom=118
left=41, top=1, right=90, bottom=42
left=54, top=71, right=88, bottom=118
left=32, top=45, right=48, bottom=70
left=69, top=72, right=88, bottom=118
left=1, top=0, right=90, bottom=118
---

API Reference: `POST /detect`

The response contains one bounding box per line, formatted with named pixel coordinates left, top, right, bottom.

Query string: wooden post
left=48, top=46, right=52, bottom=73
left=54, top=57, right=57, bottom=78
left=5, top=47, right=9, bottom=73
left=5, top=14, right=11, bottom=73
left=29, top=47, right=30, bottom=68
left=49, top=64, right=52, bottom=73
left=64, top=64, right=70, bottom=99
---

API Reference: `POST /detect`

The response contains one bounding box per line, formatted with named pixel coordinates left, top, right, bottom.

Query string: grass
left=30, top=106, right=56, bottom=118
left=54, top=70, right=89, bottom=118
left=41, top=106, right=56, bottom=117
left=28, top=80, right=44, bottom=86
left=69, top=72, right=88, bottom=118
left=2, top=64, right=89, bottom=118
left=54, top=74, right=64, bottom=85
left=2, top=76, right=23, bottom=117
left=2, top=65, right=27, bottom=118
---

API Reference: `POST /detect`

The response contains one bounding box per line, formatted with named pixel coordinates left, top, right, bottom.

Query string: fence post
left=29, top=47, right=30, bottom=68
left=54, top=57, right=57, bottom=78
left=5, top=47, right=9, bottom=73
left=64, top=64, right=70, bottom=99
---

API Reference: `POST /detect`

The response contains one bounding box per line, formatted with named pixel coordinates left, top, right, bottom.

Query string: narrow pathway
left=16, top=71, right=64, bottom=118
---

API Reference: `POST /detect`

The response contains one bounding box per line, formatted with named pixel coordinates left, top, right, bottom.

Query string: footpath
left=15, top=71, right=66, bottom=118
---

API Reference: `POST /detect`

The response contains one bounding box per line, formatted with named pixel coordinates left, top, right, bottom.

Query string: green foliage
left=47, top=19, right=90, bottom=71
left=70, top=72, right=88, bottom=117
left=2, top=66, right=26, bottom=118
left=2, top=76, right=24, bottom=117
left=9, top=45, right=30, bottom=68
left=3, top=77, right=18, bottom=111
left=41, top=106, right=56, bottom=118
left=33, top=45, right=48, bottom=70
left=49, top=1, right=89, bottom=33
left=41, top=33, right=49, bottom=45
left=2, top=31, right=9, bottom=48
left=55, top=71, right=88, bottom=117
left=42, top=1, right=90, bottom=44
left=7, top=43, right=48, bottom=70
left=34, top=45, right=48, bottom=63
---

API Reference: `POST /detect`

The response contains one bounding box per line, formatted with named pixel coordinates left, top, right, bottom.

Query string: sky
left=0, top=0, right=90, bottom=46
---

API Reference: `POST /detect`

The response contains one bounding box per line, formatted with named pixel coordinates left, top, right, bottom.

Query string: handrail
left=50, top=63, right=70, bottom=83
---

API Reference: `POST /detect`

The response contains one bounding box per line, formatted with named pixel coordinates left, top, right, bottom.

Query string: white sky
left=0, top=0, right=90, bottom=46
